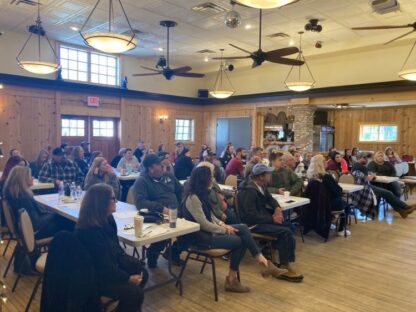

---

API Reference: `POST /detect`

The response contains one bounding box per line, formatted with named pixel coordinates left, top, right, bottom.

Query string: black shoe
left=147, top=254, right=158, bottom=269
left=162, top=249, right=185, bottom=267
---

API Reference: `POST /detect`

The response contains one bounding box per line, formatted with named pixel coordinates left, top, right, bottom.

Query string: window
left=359, top=124, right=398, bottom=142
left=175, top=118, right=194, bottom=141
left=60, top=45, right=119, bottom=86
left=92, top=120, right=115, bottom=137
left=61, top=118, right=85, bottom=137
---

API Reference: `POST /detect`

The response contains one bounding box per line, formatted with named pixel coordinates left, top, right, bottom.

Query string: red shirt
left=225, top=157, right=244, bottom=177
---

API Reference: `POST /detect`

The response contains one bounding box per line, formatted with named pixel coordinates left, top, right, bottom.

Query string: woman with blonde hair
left=3, top=166, right=74, bottom=239
left=29, top=149, right=49, bottom=179
left=84, top=157, right=120, bottom=198
left=307, top=155, right=351, bottom=236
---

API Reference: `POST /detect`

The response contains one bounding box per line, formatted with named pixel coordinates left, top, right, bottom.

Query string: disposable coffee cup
left=283, top=191, right=290, bottom=199
left=134, top=215, right=144, bottom=237
left=169, top=209, right=177, bottom=228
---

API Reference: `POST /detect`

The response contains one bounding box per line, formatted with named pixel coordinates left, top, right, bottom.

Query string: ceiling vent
left=369, top=0, right=400, bottom=14
left=196, top=49, right=216, bottom=53
left=267, top=32, right=290, bottom=39
left=10, top=0, right=39, bottom=6
left=192, top=2, right=228, bottom=15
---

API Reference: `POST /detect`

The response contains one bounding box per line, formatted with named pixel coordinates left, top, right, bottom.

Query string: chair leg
left=3, top=247, right=16, bottom=278
left=176, top=252, right=192, bottom=288
left=25, top=276, right=42, bottom=312
left=2, top=238, right=11, bottom=256
left=200, top=257, right=208, bottom=274
left=12, top=274, right=22, bottom=292
left=209, top=257, right=218, bottom=302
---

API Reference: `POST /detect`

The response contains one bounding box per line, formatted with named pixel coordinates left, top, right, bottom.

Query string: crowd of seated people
left=3, top=140, right=416, bottom=309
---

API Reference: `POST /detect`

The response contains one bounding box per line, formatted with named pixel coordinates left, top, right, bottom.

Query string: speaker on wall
left=198, top=89, right=209, bottom=98
left=314, top=111, right=328, bottom=125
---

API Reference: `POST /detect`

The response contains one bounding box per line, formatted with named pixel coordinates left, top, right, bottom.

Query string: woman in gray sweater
left=182, top=166, right=287, bottom=293
left=84, top=157, right=120, bottom=198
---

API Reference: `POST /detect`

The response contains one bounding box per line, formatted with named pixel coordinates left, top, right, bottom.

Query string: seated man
left=268, top=152, right=303, bottom=196
left=352, top=152, right=416, bottom=219
left=38, top=147, right=84, bottom=187
left=238, top=164, right=303, bottom=282
left=225, top=147, right=247, bottom=178
left=133, top=154, right=183, bottom=268
left=244, top=147, right=263, bottom=180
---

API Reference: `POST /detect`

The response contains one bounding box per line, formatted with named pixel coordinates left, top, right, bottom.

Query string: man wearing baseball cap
left=237, top=163, right=303, bottom=282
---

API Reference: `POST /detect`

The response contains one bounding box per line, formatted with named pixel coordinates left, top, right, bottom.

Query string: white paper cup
left=283, top=191, right=290, bottom=199
left=134, top=215, right=144, bottom=237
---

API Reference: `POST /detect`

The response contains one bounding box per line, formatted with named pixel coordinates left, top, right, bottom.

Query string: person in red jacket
left=225, top=148, right=247, bottom=178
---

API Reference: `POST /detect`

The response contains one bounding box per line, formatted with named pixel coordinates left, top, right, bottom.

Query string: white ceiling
left=1, top=0, right=416, bottom=71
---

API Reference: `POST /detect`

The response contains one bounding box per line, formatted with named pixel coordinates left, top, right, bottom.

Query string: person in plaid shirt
left=38, top=147, right=85, bottom=187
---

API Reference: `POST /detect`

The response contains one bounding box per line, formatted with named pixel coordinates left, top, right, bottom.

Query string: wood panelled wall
left=327, top=105, right=416, bottom=155
left=0, top=85, right=202, bottom=167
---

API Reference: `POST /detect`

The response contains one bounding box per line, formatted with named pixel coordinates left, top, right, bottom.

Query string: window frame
left=92, top=119, right=116, bottom=138
left=61, top=116, right=86, bottom=137
left=174, top=118, right=195, bottom=142
left=59, top=43, right=120, bottom=87
left=359, top=123, right=399, bottom=143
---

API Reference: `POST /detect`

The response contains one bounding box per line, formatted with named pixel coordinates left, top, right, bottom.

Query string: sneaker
left=224, top=277, right=250, bottom=293
left=275, top=264, right=304, bottom=283
left=290, top=211, right=298, bottom=220
left=260, top=260, right=288, bottom=278
left=337, top=229, right=351, bottom=237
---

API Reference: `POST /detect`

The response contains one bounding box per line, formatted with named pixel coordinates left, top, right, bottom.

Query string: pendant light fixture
left=235, top=0, right=299, bottom=9
left=284, top=31, right=315, bottom=92
left=209, top=49, right=235, bottom=99
left=398, top=40, right=416, bottom=81
left=80, top=0, right=137, bottom=54
left=16, top=0, right=60, bottom=75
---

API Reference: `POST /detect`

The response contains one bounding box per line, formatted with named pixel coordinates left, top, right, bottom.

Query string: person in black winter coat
left=76, top=183, right=148, bottom=312
left=174, top=148, right=194, bottom=180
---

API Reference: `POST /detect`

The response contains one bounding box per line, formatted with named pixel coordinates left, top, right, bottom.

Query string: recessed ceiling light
left=288, top=39, right=295, bottom=46
left=245, top=24, right=252, bottom=30
left=204, top=56, right=209, bottom=62
left=157, top=47, right=163, bottom=52
left=0, top=84, right=3, bottom=89
left=70, top=26, right=79, bottom=31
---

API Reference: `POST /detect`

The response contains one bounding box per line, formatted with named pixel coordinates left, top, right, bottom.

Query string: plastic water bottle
left=58, top=181, right=64, bottom=204
left=76, top=185, right=82, bottom=202
left=126, top=163, right=132, bottom=175
left=70, top=182, right=76, bottom=200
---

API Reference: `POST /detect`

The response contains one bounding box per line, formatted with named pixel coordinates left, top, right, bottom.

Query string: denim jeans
left=210, top=224, right=260, bottom=271
left=373, top=181, right=401, bottom=199
left=251, top=222, right=296, bottom=265
left=225, top=208, right=239, bottom=224
left=371, top=185, right=407, bottom=211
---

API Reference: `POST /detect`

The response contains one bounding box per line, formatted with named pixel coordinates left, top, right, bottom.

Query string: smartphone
left=285, top=200, right=295, bottom=203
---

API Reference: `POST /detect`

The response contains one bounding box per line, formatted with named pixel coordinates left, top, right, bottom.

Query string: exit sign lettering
left=87, top=96, right=100, bottom=107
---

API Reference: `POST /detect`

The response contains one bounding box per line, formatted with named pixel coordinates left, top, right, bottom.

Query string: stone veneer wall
left=292, top=105, right=316, bottom=152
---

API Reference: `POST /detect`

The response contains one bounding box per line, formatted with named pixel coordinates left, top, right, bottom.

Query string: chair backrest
left=2, top=199, right=18, bottom=238
left=18, top=209, right=36, bottom=253
left=338, top=174, right=354, bottom=184
left=224, top=175, right=237, bottom=187
left=126, top=187, right=135, bottom=205
left=327, top=170, right=340, bottom=182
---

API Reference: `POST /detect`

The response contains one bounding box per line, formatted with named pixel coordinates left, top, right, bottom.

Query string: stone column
left=292, top=105, right=316, bottom=152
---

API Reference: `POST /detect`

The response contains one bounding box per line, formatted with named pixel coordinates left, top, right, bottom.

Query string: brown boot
left=275, top=264, right=304, bottom=283
left=224, top=277, right=250, bottom=293
left=260, top=260, right=288, bottom=278
left=398, top=206, right=415, bottom=219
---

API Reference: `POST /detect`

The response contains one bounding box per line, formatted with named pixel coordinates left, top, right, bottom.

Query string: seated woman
left=110, top=148, right=127, bottom=169
left=384, top=146, right=408, bottom=177
left=29, top=149, right=49, bottom=179
left=3, top=166, right=74, bottom=239
left=0, top=155, right=28, bottom=190
left=326, top=151, right=348, bottom=175
left=182, top=166, right=286, bottom=293
left=70, top=146, right=89, bottom=176
left=84, top=157, right=120, bottom=198
left=76, top=184, right=148, bottom=312
left=307, top=155, right=351, bottom=236
left=368, top=151, right=402, bottom=198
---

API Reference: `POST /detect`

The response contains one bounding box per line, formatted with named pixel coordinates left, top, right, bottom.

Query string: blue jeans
left=251, top=222, right=296, bottom=265
left=209, top=224, right=260, bottom=271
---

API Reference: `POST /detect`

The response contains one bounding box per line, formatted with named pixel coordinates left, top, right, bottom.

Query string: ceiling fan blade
left=352, top=24, right=414, bottom=30
left=171, top=66, right=192, bottom=74
left=212, top=56, right=251, bottom=60
left=266, top=47, right=300, bottom=58
left=140, top=66, right=160, bottom=72
left=132, top=73, right=161, bottom=77
left=384, top=29, right=416, bottom=45
left=175, top=72, right=205, bottom=78
left=252, top=61, right=260, bottom=68
left=229, top=43, right=253, bottom=55
left=268, top=57, right=304, bottom=66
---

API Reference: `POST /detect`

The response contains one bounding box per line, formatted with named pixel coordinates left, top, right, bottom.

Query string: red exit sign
left=87, top=96, right=100, bottom=107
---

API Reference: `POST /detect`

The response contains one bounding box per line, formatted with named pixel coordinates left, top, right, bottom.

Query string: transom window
left=92, top=120, right=115, bottom=137
left=175, top=118, right=194, bottom=141
left=61, top=118, right=85, bottom=137
left=60, top=45, right=119, bottom=86
left=359, top=124, right=398, bottom=142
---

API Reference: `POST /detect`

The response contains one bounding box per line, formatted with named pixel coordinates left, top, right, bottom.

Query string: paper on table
left=114, top=211, right=138, bottom=219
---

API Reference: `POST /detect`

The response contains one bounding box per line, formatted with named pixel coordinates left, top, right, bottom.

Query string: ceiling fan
left=213, top=9, right=304, bottom=68
left=133, top=20, right=205, bottom=80
left=352, top=22, right=416, bottom=45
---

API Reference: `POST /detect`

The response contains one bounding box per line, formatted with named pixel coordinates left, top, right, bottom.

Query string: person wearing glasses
left=76, top=184, right=148, bottom=312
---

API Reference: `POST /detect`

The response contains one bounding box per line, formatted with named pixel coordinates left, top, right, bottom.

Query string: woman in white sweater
left=181, top=166, right=287, bottom=293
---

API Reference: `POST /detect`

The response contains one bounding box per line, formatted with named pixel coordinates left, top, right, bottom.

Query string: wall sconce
left=159, top=115, right=168, bottom=123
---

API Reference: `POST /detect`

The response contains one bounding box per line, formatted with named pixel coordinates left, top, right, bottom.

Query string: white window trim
left=359, top=123, right=398, bottom=143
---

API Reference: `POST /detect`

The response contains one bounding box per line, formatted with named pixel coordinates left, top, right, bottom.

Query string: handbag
left=138, top=209, right=164, bottom=224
